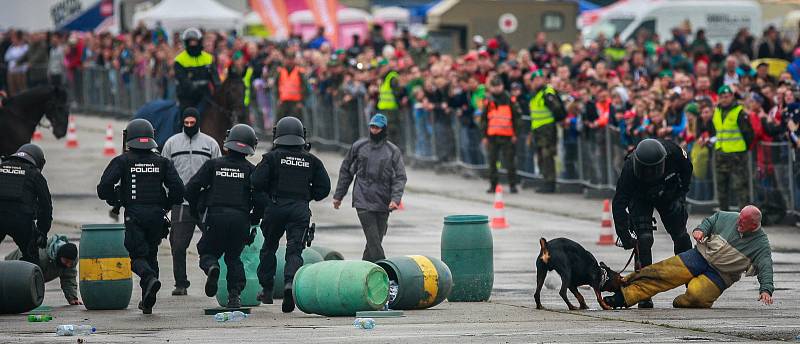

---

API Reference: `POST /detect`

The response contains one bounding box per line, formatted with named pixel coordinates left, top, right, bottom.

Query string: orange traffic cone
left=103, top=124, right=117, bottom=157
left=490, top=185, right=509, bottom=229
left=32, top=129, right=42, bottom=141
left=597, top=199, right=615, bottom=245
left=65, top=115, right=78, bottom=148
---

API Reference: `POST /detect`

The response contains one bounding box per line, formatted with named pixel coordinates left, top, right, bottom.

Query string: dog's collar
left=598, top=266, right=609, bottom=287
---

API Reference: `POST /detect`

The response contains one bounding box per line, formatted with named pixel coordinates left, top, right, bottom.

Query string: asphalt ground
left=0, top=114, right=798, bottom=343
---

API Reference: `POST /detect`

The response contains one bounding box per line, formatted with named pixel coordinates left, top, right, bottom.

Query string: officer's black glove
left=35, top=231, right=47, bottom=249
left=161, top=215, right=171, bottom=239
left=245, top=227, right=257, bottom=246
left=249, top=212, right=261, bottom=226
left=616, top=231, right=636, bottom=250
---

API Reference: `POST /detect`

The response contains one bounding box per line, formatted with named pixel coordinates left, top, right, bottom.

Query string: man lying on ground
left=604, top=205, right=774, bottom=308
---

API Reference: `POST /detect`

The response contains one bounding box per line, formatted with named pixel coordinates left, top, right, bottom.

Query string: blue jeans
left=414, top=108, right=433, bottom=157
left=459, top=125, right=484, bottom=165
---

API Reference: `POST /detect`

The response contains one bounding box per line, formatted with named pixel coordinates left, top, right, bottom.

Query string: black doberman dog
left=534, top=237, right=624, bottom=310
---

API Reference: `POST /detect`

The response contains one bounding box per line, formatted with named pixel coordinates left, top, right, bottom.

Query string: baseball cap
left=369, top=114, right=388, bottom=128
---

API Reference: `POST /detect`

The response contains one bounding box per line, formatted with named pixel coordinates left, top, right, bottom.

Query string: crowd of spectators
left=4, top=20, right=800, bottom=213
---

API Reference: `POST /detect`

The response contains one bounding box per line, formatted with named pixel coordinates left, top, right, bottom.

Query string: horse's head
left=219, top=66, right=246, bottom=123
left=44, top=85, right=69, bottom=138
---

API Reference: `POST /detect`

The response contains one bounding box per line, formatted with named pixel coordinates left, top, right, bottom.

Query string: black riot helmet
left=11, top=143, right=46, bottom=169
left=632, top=139, right=667, bottom=183
left=273, top=116, right=306, bottom=146
left=224, top=124, right=258, bottom=155
left=125, top=119, right=158, bottom=150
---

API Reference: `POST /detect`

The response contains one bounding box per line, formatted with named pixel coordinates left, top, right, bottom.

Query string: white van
left=581, top=0, right=762, bottom=48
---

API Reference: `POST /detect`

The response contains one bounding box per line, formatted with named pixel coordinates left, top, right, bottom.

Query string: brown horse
left=0, top=85, right=69, bottom=156
left=200, top=68, right=246, bottom=150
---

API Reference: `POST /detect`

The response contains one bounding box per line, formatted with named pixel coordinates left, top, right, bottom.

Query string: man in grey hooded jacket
left=161, top=107, right=221, bottom=295
left=6, top=234, right=80, bottom=305
left=333, top=114, right=407, bottom=262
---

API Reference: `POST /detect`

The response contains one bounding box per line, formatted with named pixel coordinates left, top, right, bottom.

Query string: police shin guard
left=636, top=230, right=655, bottom=268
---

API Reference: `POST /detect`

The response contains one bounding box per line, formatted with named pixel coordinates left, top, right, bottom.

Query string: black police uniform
left=0, top=151, right=52, bottom=264
left=185, top=153, right=265, bottom=300
left=97, top=149, right=184, bottom=305
left=252, top=146, right=330, bottom=302
left=612, top=139, right=693, bottom=269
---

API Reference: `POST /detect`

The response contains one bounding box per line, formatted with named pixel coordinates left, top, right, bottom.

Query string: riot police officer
left=612, top=138, right=693, bottom=309
left=0, top=144, right=52, bottom=264
left=97, top=119, right=184, bottom=314
left=252, top=116, right=331, bottom=313
left=184, top=124, right=266, bottom=308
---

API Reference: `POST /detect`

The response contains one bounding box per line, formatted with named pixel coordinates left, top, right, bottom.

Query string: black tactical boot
left=257, top=289, right=273, bottom=304
left=205, top=265, right=220, bottom=297
left=227, top=293, right=242, bottom=309
left=282, top=286, right=295, bottom=313
left=638, top=299, right=654, bottom=309
left=171, top=287, right=187, bottom=296
left=509, top=184, right=519, bottom=194
left=141, top=278, right=161, bottom=314
left=486, top=183, right=497, bottom=194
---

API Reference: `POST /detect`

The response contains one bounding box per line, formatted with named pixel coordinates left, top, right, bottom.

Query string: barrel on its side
left=309, top=245, right=344, bottom=260
left=79, top=224, right=132, bottom=310
left=293, top=261, right=388, bottom=317
left=216, top=225, right=263, bottom=307
left=0, top=261, right=44, bottom=314
left=441, top=215, right=493, bottom=302
left=376, top=255, right=452, bottom=310
left=272, top=247, right=324, bottom=299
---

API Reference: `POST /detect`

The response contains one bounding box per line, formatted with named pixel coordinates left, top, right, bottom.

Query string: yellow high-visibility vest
left=377, top=71, right=399, bottom=111
left=712, top=105, right=747, bottom=153
left=530, top=86, right=556, bottom=130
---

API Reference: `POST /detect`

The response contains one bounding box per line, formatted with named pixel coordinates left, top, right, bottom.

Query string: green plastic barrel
left=309, top=245, right=344, bottom=260
left=375, top=255, right=452, bottom=310
left=441, top=215, right=493, bottom=302
left=293, top=261, right=388, bottom=316
left=216, top=226, right=263, bottom=307
left=79, top=224, right=132, bottom=310
left=0, top=261, right=44, bottom=314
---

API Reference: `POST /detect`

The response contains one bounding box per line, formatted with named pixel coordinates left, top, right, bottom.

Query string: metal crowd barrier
left=68, top=67, right=800, bottom=220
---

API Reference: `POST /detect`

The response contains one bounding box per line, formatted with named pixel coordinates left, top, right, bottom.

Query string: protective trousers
left=487, top=136, right=518, bottom=186
left=197, top=208, right=249, bottom=296
left=533, top=123, right=557, bottom=184
left=356, top=209, right=390, bottom=262
left=124, top=206, right=166, bottom=289
left=276, top=101, right=303, bottom=121
left=257, top=200, right=310, bottom=293
left=0, top=211, right=37, bottom=264
left=628, top=198, right=692, bottom=267
left=715, top=152, right=748, bottom=211
left=621, top=249, right=725, bottom=308
left=170, top=205, right=200, bottom=289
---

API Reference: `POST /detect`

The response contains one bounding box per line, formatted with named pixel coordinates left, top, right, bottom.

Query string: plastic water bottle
left=214, top=311, right=247, bottom=322
left=353, top=318, right=376, bottom=330
left=56, top=325, right=96, bottom=336
left=27, top=314, right=52, bottom=322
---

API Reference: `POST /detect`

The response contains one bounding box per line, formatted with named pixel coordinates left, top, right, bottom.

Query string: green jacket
left=695, top=211, right=774, bottom=295
left=5, top=234, right=78, bottom=302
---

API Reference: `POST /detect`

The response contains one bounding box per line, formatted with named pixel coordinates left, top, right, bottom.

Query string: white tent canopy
left=373, top=6, right=410, bottom=22
left=133, top=0, right=243, bottom=32
left=244, top=11, right=262, bottom=26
